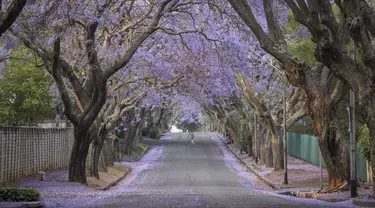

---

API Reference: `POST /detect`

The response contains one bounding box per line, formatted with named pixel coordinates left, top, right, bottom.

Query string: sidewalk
left=215, top=133, right=375, bottom=207
left=0, top=136, right=161, bottom=207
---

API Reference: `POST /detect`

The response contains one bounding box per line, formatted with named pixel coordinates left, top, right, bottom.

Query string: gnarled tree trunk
left=69, top=127, right=93, bottom=184
left=103, top=140, right=115, bottom=167
left=91, top=130, right=105, bottom=178
left=307, top=71, right=349, bottom=189
left=260, top=125, right=273, bottom=168
left=313, top=109, right=349, bottom=188
left=271, top=130, right=283, bottom=171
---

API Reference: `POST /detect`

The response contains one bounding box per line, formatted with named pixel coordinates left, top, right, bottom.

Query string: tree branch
left=263, top=0, right=286, bottom=47
left=50, top=38, right=79, bottom=125
left=104, top=0, right=176, bottom=78
left=15, top=34, right=91, bottom=106
left=0, top=0, right=27, bottom=36
left=228, top=0, right=303, bottom=77
left=285, top=101, right=309, bottom=129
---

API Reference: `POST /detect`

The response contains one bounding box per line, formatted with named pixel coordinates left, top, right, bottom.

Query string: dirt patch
left=317, top=185, right=373, bottom=201
left=87, top=165, right=130, bottom=190
left=264, top=169, right=328, bottom=186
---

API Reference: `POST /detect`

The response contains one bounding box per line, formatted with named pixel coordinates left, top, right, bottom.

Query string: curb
left=214, top=133, right=279, bottom=190
left=0, top=201, right=43, bottom=208
left=141, top=147, right=150, bottom=159
left=101, top=143, right=149, bottom=190
left=353, top=199, right=375, bottom=207
left=101, top=167, right=131, bottom=191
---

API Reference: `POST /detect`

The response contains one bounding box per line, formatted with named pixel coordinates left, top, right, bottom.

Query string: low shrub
left=131, top=142, right=150, bottom=160
left=358, top=124, right=370, bottom=162
left=0, top=187, right=40, bottom=202
left=158, top=128, right=167, bottom=136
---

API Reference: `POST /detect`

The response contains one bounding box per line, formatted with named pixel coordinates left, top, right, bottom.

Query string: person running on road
left=188, top=131, right=195, bottom=145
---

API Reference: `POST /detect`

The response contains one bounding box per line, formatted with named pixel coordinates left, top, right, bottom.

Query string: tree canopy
left=0, top=47, right=55, bottom=126
left=1, top=0, right=375, bottom=196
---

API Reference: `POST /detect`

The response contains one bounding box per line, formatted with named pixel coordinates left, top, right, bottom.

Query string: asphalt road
left=97, top=132, right=340, bottom=208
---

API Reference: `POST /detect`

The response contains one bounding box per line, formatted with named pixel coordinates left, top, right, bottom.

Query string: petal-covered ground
left=9, top=133, right=363, bottom=208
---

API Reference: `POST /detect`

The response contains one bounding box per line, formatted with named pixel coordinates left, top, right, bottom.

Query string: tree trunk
left=155, top=108, right=165, bottom=127
left=271, top=131, right=284, bottom=171
left=226, top=118, right=239, bottom=146
left=247, top=134, right=254, bottom=157
left=311, top=98, right=349, bottom=189
left=113, top=137, right=120, bottom=161
left=103, top=141, right=115, bottom=167
left=86, top=144, right=93, bottom=176
left=69, top=127, right=92, bottom=183
left=124, top=126, right=136, bottom=155
left=317, top=119, right=349, bottom=188
left=92, top=136, right=104, bottom=178
left=98, top=149, right=107, bottom=172
left=87, top=124, right=106, bottom=179
left=260, top=126, right=273, bottom=167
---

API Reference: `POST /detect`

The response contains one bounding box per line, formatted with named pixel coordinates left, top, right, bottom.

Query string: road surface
left=96, top=132, right=342, bottom=208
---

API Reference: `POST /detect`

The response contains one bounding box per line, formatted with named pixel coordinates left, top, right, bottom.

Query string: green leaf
left=0, top=46, right=55, bottom=126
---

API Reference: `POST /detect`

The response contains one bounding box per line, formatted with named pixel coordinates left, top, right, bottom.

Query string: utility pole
left=349, top=38, right=357, bottom=197
left=283, top=86, right=288, bottom=184
left=349, top=89, right=357, bottom=197
left=319, top=150, right=323, bottom=190
left=249, top=48, right=289, bottom=184
left=254, top=113, right=258, bottom=164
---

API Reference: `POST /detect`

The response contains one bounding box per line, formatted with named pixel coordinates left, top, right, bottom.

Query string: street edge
left=101, top=167, right=132, bottom=191
left=0, top=201, right=43, bottom=208
left=213, top=132, right=279, bottom=190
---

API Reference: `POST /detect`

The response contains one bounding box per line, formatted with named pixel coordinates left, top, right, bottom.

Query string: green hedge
left=0, top=187, right=40, bottom=202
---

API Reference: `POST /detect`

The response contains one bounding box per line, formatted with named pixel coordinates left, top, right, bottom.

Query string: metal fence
left=0, top=127, right=74, bottom=184
left=287, top=132, right=368, bottom=181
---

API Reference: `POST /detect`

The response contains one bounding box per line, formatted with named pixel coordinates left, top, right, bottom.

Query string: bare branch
left=285, top=101, right=309, bottom=129
left=50, top=38, right=79, bottom=125
left=156, top=27, right=221, bottom=42
left=0, top=0, right=27, bottom=36
left=263, top=0, right=286, bottom=47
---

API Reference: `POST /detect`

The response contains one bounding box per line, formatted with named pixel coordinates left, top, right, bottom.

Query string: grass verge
left=131, top=142, right=150, bottom=161
left=87, top=164, right=131, bottom=190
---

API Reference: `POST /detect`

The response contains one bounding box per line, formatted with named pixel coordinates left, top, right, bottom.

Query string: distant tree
left=0, top=47, right=55, bottom=126
left=177, top=119, right=201, bottom=132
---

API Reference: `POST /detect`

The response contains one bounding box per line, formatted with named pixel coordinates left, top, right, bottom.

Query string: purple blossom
left=0, top=62, right=5, bottom=79
left=4, top=35, right=17, bottom=50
